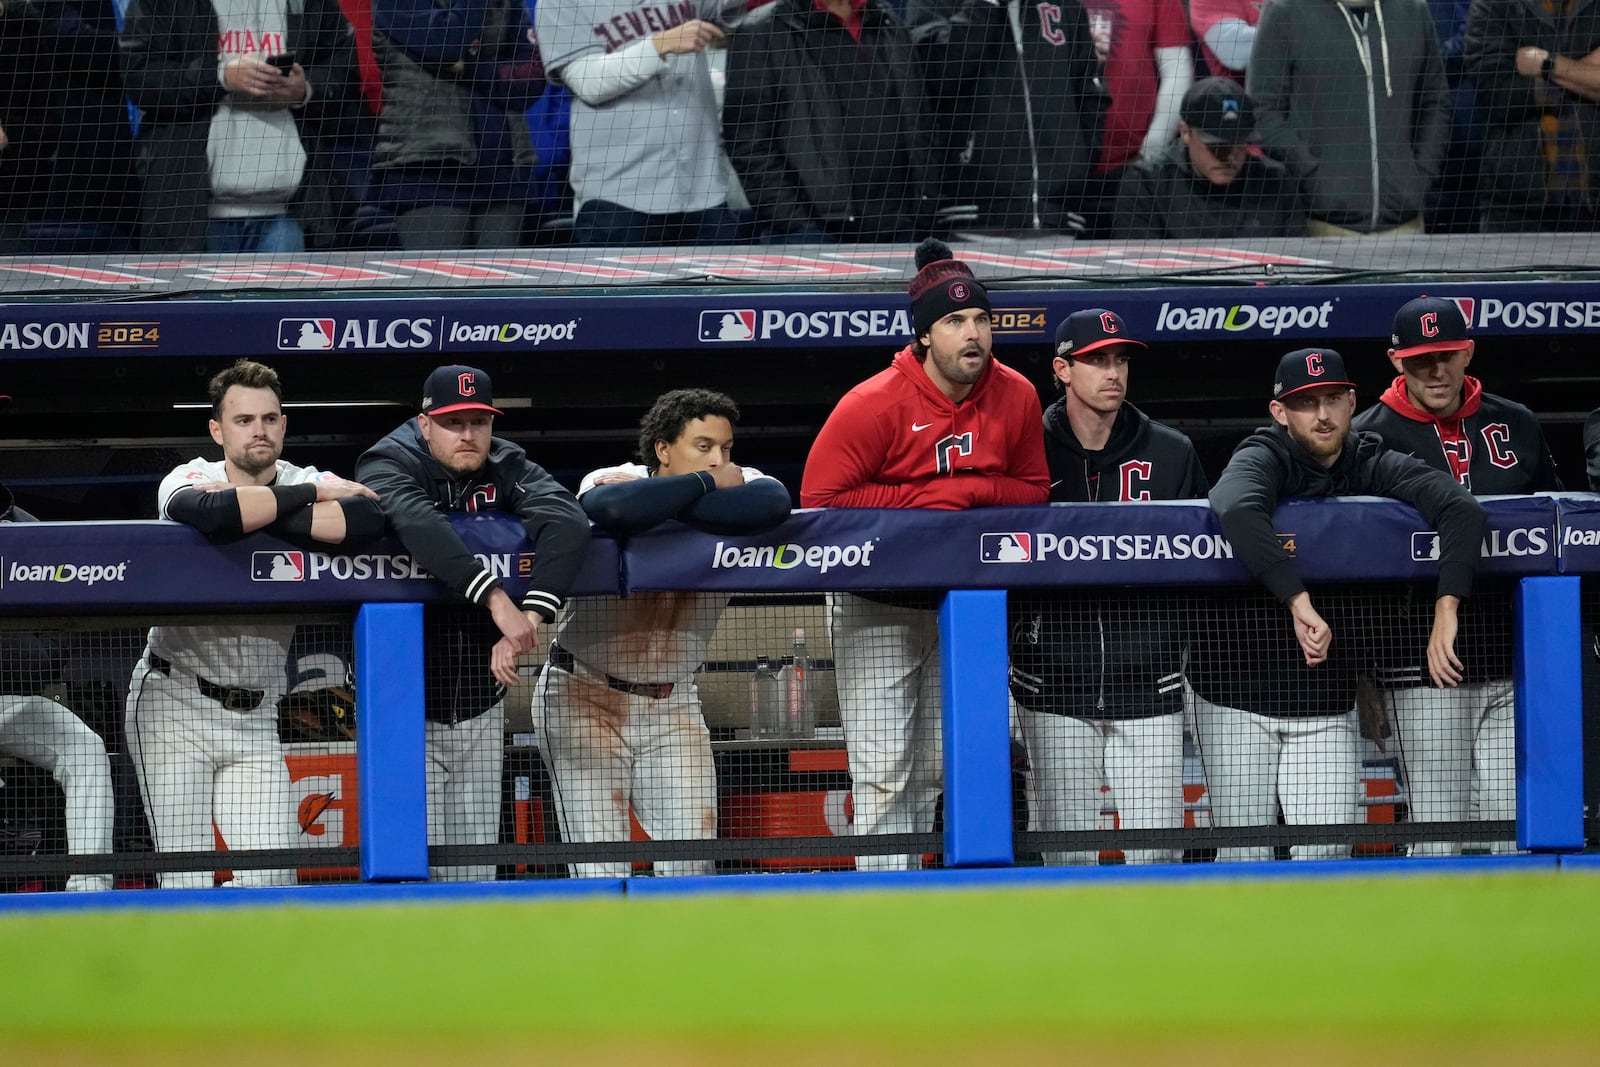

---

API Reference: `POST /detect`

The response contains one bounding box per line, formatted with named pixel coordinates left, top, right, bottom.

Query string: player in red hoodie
left=801, top=238, right=1049, bottom=870
left=1354, top=296, right=1562, bottom=855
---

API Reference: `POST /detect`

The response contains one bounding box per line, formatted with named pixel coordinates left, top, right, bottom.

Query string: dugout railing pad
left=0, top=496, right=1591, bottom=882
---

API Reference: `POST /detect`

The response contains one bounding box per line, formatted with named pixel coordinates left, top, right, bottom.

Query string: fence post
left=356, top=602, right=430, bottom=881
left=940, top=589, right=1015, bottom=867
left=1515, top=576, right=1585, bottom=851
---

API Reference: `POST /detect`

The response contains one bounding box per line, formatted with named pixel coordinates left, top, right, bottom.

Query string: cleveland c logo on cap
left=458, top=372, right=476, bottom=396
left=1305, top=353, right=1325, bottom=376
left=1420, top=312, right=1439, bottom=338
left=1100, top=311, right=1118, bottom=333
left=948, top=281, right=969, bottom=301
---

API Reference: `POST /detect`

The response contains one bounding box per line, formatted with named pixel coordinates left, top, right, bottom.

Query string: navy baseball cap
left=422, top=365, right=503, bottom=416
left=1055, top=308, right=1146, bottom=359
left=1391, top=296, right=1471, bottom=358
left=1273, top=348, right=1355, bottom=400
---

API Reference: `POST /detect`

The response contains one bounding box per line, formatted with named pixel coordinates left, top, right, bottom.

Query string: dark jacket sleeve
left=1527, top=425, right=1564, bottom=493
left=356, top=448, right=509, bottom=609
left=1209, top=443, right=1305, bottom=602
left=1112, top=162, right=1166, bottom=239
left=1179, top=442, right=1212, bottom=499
left=1246, top=1, right=1316, bottom=179
left=118, top=0, right=226, bottom=122
left=1585, top=409, right=1600, bottom=492
left=1366, top=449, right=1488, bottom=601
left=506, top=458, right=592, bottom=622
left=372, top=0, right=492, bottom=65
left=1464, top=0, right=1539, bottom=128
left=722, top=21, right=808, bottom=231
left=300, top=0, right=363, bottom=128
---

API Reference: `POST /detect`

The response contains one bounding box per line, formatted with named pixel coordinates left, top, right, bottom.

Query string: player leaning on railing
left=128, top=359, right=385, bottom=888
left=1197, top=347, right=1487, bottom=862
left=357, top=365, right=591, bottom=881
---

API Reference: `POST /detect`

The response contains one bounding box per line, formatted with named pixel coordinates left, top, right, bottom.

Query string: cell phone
left=266, top=53, right=296, bottom=75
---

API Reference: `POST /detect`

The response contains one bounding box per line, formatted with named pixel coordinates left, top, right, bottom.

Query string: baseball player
left=536, top=388, right=791, bottom=878
left=356, top=365, right=591, bottom=882
left=535, top=0, right=743, bottom=245
left=0, top=429, right=115, bottom=891
left=1009, top=309, right=1209, bottom=866
left=801, top=238, right=1050, bottom=871
left=1199, top=347, right=1486, bottom=861
left=127, top=361, right=385, bottom=888
left=1353, top=296, right=1562, bottom=855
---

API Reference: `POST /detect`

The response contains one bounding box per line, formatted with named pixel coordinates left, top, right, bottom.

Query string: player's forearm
left=304, top=497, right=386, bottom=545
left=582, top=474, right=709, bottom=537
left=986, top=474, right=1050, bottom=507
left=681, top=477, right=793, bottom=533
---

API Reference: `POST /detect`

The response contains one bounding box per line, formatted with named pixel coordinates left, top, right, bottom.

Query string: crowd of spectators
left=1, top=0, right=1598, bottom=253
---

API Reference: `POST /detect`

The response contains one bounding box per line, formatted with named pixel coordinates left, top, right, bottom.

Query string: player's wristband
left=1542, top=54, right=1556, bottom=82
left=270, top=482, right=318, bottom=518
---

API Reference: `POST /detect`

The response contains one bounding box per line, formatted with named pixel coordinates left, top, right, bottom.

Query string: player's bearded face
left=421, top=411, right=494, bottom=475
left=210, top=385, right=285, bottom=479
left=1272, top=386, right=1355, bottom=466
left=922, top=307, right=992, bottom=394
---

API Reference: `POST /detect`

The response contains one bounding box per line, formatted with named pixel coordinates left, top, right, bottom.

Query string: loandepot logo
left=1412, top=527, right=1551, bottom=560
left=1155, top=299, right=1335, bottom=336
left=711, top=539, right=877, bottom=574
left=981, top=531, right=1234, bottom=562
left=5, top=560, right=130, bottom=585
left=446, top=319, right=579, bottom=345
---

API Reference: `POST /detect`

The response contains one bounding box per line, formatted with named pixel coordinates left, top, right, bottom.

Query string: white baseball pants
left=1390, top=679, right=1517, bottom=856
left=1193, top=696, right=1358, bottom=862
left=829, top=594, right=943, bottom=872
left=425, top=703, right=505, bottom=882
left=536, top=665, right=716, bottom=879
left=0, top=695, right=114, bottom=891
left=126, top=660, right=297, bottom=888
left=1019, top=707, right=1183, bottom=865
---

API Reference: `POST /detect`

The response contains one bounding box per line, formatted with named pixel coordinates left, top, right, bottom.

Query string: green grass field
left=3, top=872, right=1597, bottom=1064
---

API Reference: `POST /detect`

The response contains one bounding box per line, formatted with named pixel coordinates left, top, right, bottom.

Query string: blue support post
left=939, top=589, right=1014, bottom=867
left=1514, top=576, right=1585, bottom=851
left=356, top=602, right=430, bottom=881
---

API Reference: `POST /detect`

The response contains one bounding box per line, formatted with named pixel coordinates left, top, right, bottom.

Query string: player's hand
left=1516, top=46, right=1549, bottom=78
left=0, top=123, right=8, bottom=153
left=1287, top=592, right=1331, bottom=667
left=707, top=462, right=744, bottom=490
left=490, top=635, right=524, bottom=688
left=590, top=470, right=644, bottom=486
left=487, top=589, right=540, bottom=650
left=653, top=19, right=724, bottom=56
left=314, top=477, right=379, bottom=502
left=1427, top=595, right=1464, bottom=688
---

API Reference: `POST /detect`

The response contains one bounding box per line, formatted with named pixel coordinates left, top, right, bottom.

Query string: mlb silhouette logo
left=980, top=533, right=1032, bottom=563
left=278, top=318, right=335, bottom=350
left=1411, top=531, right=1441, bottom=562
left=252, top=550, right=306, bottom=581
left=699, top=309, right=756, bottom=342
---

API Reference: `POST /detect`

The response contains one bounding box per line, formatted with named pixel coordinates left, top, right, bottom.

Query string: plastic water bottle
left=751, top=655, right=784, bottom=739
left=786, top=627, right=816, bottom=738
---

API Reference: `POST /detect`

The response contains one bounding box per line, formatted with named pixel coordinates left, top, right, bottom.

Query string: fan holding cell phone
left=117, top=0, right=363, bottom=252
